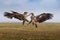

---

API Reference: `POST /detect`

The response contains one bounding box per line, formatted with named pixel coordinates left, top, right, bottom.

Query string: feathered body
left=29, top=13, right=53, bottom=28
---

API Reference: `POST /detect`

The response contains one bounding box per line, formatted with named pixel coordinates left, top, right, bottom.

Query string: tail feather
left=4, top=12, right=13, bottom=19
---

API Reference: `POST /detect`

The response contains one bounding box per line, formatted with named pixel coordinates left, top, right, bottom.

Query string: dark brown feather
left=36, top=13, right=53, bottom=23
left=4, top=11, right=24, bottom=20
left=4, top=12, right=13, bottom=19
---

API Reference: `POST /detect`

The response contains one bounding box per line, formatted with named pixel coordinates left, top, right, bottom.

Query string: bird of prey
left=4, top=11, right=30, bottom=25
left=29, top=13, right=53, bottom=28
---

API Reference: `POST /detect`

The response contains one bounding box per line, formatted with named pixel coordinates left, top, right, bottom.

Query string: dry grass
left=0, top=23, right=60, bottom=40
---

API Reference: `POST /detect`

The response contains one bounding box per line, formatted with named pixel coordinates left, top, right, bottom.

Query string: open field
left=0, top=23, right=60, bottom=40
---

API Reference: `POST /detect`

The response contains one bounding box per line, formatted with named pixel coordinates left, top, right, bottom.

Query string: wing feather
left=36, top=13, right=53, bottom=23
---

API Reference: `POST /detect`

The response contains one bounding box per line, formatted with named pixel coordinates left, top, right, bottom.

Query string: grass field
left=0, top=23, right=60, bottom=40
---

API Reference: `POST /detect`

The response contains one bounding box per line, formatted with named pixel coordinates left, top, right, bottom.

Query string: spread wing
left=36, top=13, right=53, bottom=23
left=4, top=11, right=24, bottom=20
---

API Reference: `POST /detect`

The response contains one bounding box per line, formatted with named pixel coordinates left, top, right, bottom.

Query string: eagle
left=29, top=13, right=53, bottom=28
left=4, top=11, right=30, bottom=25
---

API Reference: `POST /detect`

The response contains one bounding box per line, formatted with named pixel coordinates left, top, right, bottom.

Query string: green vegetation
left=0, top=23, right=60, bottom=40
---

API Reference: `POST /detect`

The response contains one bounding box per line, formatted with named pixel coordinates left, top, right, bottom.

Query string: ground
left=0, top=23, right=60, bottom=40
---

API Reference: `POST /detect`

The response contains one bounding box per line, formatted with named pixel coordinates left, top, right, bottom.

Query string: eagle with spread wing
left=4, top=11, right=30, bottom=25
left=29, top=13, right=53, bottom=28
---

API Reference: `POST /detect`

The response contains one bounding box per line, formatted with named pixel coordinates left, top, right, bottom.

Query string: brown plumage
left=36, top=13, right=53, bottom=23
left=29, top=13, right=53, bottom=28
left=4, top=11, right=29, bottom=25
left=29, top=13, right=38, bottom=28
left=4, top=11, right=53, bottom=28
left=4, top=11, right=23, bottom=20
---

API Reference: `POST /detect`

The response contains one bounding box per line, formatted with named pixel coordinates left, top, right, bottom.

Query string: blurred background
left=0, top=0, right=60, bottom=23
